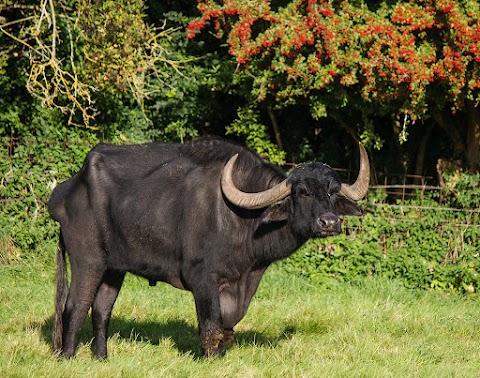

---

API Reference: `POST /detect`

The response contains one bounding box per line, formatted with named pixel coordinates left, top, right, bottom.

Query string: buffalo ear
left=260, top=200, right=289, bottom=224
left=333, top=195, right=363, bottom=216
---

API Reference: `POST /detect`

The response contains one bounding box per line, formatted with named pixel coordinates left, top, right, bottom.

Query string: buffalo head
left=221, top=142, right=370, bottom=238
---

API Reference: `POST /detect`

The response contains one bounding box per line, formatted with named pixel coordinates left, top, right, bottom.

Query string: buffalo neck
left=252, top=217, right=306, bottom=268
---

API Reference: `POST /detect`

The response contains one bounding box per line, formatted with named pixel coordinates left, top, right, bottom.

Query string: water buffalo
left=48, top=138, right=369, bottom=359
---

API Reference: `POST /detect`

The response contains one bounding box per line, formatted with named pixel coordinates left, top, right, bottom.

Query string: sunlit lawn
left=2, top=249, right=480, bottom=377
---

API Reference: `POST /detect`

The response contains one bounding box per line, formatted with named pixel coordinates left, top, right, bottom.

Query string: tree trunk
left=267, top=106, right=283, bottom=150
left=330, top=110, right=358, bottom=142
left=414, top=123, right=434, bottom=183
left=329, top=110, right=377, bottom=184
left=432, top=111, right=465, bottom=160
left=466, top=101, right=480, bottom=172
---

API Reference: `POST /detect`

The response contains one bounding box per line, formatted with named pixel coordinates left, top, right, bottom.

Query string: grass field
left=2, top=248, right=480, bottom=378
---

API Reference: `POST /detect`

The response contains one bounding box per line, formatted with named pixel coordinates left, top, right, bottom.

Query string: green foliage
left=76, top=0, right=150, bottom=92
left=283, top=174, right=480, bottom=293
left=442, top=170, right=480, bottom=209
left=0, top=106, right=99, bottom=257
left=0, top=0, right=191, bottom=128
left=226, top=106, right=286, bottom=164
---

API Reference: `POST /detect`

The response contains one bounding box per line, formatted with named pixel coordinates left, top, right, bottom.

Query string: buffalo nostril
left=318, top=213, right=341, bottom=229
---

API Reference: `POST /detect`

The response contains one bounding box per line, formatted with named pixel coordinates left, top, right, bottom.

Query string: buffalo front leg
left=91, top=270, right=125, bottom=359
left=191, top=278, right=226, bottom=357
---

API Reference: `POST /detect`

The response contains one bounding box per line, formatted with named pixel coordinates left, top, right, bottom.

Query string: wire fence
left=357, top=179, right=480, bottom=239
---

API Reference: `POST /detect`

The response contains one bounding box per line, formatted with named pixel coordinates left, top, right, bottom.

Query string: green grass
left=2, top=249, right=480, bottom=377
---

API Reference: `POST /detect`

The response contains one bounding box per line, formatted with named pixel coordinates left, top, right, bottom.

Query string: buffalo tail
left=53, top=230, right=68, bottom=354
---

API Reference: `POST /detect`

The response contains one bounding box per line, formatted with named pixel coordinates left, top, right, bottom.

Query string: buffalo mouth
left=315, top=229, right=341, bottom=238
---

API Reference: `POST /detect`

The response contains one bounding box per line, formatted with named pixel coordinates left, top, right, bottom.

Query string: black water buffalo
left=48, top=138, right=369, bottom=359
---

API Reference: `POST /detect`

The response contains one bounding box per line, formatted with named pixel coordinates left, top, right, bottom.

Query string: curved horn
left=221, top=154, right=292, bottom=209
left=339, top=142, right=370, bottom=201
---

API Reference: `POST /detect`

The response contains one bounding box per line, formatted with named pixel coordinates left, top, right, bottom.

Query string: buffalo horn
left=221, top=154, right=292, bottom=209
left=339, top=142, right=370, bottom=201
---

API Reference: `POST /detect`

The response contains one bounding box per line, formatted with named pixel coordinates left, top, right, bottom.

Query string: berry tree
left=188, top=0, right=480, bottom=171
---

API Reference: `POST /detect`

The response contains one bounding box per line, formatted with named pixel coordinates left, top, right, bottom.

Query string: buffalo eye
left=297, top=186, right=312, bottom=197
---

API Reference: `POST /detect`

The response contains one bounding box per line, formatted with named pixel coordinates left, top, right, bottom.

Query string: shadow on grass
left=39, top=315, right=296, bottom=359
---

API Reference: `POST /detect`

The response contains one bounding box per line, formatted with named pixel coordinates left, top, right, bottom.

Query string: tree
left=188, top=0, right=480, bottom=171
left=0, top=0, right=184, bottom=128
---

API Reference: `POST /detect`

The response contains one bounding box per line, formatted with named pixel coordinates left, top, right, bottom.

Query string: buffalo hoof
left=201, top=329, right=226, bottom=357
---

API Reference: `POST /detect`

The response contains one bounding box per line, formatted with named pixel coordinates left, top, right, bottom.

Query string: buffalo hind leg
left=61, top=267, right=104, bottom=358
left=223, top=328, right=234, bottom=349
left=91, top=270, right=125, bottom=359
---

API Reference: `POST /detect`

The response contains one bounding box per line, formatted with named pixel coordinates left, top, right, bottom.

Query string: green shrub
left=0, top=108, right=99, bottom=258
left=226, top=106, right=286, bottom=165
